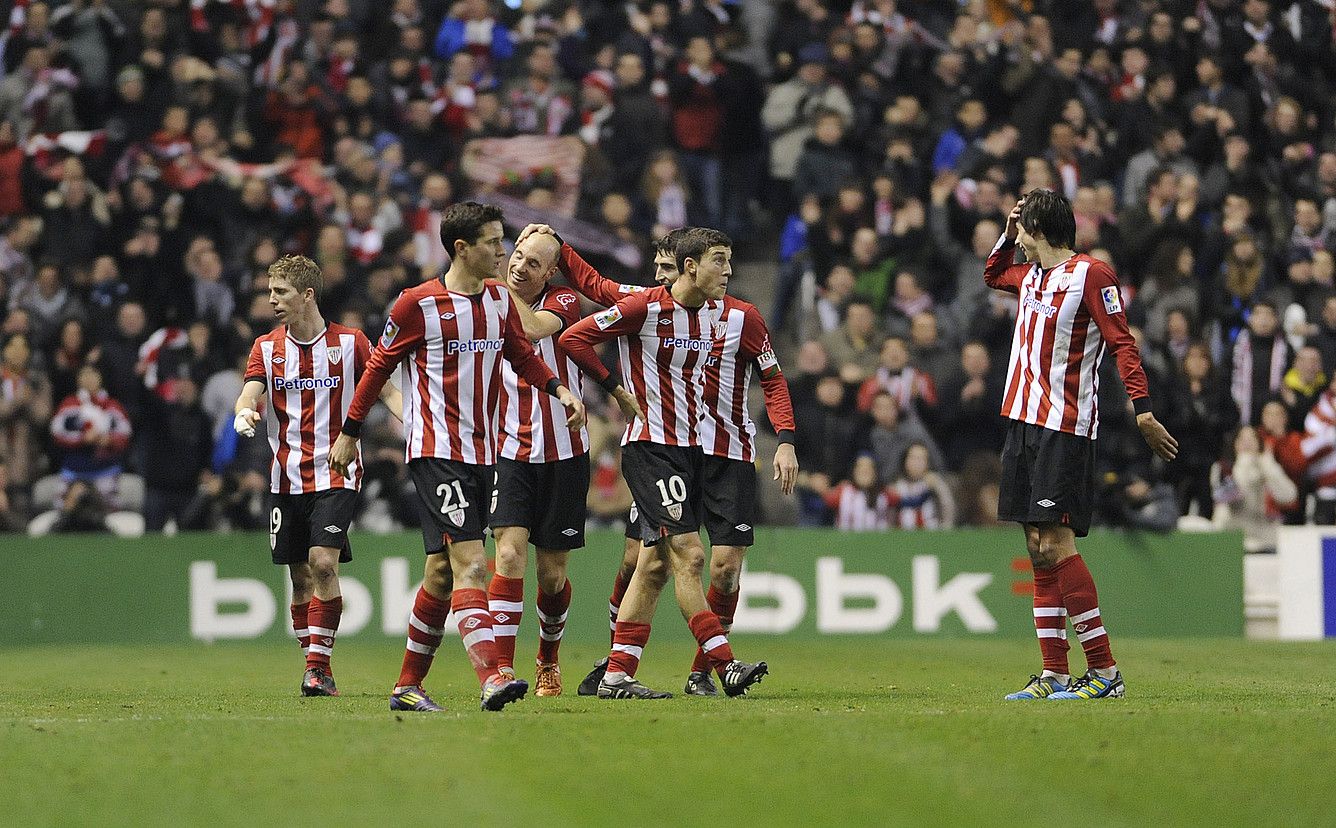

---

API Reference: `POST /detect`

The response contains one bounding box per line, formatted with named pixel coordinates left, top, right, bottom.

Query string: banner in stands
left=1276, top=527, right=1336, bottom=639
left=0, top=530, right=1242, bottom=646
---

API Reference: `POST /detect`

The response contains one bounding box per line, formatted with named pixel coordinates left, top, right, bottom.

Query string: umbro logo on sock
left=324, top=525, right=342, bottom=533
left=1036, top=499, right=1056, bottom=508
left=494, top=613, right=510, bottom=623
left=463, top=617, right=482, bottom=630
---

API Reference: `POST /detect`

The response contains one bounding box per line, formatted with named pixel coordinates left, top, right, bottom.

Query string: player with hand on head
left=234, top=255, right=403, bottom=698
left=328, top=202, right=586, bottom=712
left=559, top=227, right=770, bottom=699
left=985, top=190, right=1178, bottom=701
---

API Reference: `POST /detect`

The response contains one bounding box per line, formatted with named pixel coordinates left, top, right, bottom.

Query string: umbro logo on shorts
left=735, top=524, right=750, bottom=532
left=562, top=528, right=578, bottom=536
left=324, top=525, right=342, bottom=533
left=1036, top=499, right=1056, bottom=508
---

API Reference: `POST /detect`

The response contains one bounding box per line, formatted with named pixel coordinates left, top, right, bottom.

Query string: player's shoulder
left=397, top=278, right=442, bottom=303
left=326, top=321, right=365, bottom=339
left=1075, top=254, right=1118, bottom=283
left=543, top=284, right=581, bottom=307
left=253, top=325, right=287, bottom=346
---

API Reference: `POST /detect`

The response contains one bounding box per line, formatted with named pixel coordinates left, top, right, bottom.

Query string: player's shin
left=1032, top=564, right=1071, bottom=677
left=396, top=586, right=449, bottom=691
left=488, top=574, right=524, bottom=671
left=536, top=577, right=571, bottom=664
left=1053, top=554, right=1115, bottom=673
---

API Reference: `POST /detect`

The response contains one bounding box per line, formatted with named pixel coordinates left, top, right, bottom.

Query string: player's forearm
left=760, top=373, right=796, bottom=442
left=343, top=361, right=395, bottom=437
left=557, top=324, right=615, bottom=385
left=560, top=243, right=621, bottom=307
left=983, top=236, right=1022, bottom=291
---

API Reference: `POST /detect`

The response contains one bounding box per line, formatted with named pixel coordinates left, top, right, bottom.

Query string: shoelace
left=1065, top=674, right=1097, bottom=694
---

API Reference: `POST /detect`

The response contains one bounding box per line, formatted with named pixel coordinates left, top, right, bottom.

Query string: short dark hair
left=653, top=227, right=690, bottom=257
left=1019, top=189, right=1076, bottom=249
left=675, top=227, right=731, bottom=274
left=438, top=201, right=504, bottom=253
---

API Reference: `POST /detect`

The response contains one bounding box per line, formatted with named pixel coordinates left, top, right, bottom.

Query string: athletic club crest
left=327, top=346, right=342, bottom=364
left=667, top=503, right=682, bottom=520
left=448, top=508, right=465, bottom=527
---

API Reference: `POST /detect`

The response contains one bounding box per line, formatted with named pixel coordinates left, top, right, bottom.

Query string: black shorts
left=701, top=454, right=757, bottom=547
left=621, top=441, right=704, bottom=545
left=269, top=489, right=356, bottom=565
left=408, top=457, right=493, bottom=553
left=490, top=455, right=590, bottom=550
left=624, top=503, right=641, bottom=541
left=998, top=420, right=1095, bottom=537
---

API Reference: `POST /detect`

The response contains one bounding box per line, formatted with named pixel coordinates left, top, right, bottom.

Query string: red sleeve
left=345, top=291, right=425, bottom=432
left=353, top=330, right=372, bottom=383
left=540, top=286, right=582, bottom=333
left=856, top=377, right=880, bottom=412
left=740, top=304, right=795, bottom=440
left=1083, top=260, right=1151, bottom=408
left=244, top=338, right=266, bottom=383
left=500, top=289, right=559, bottom=393
left=559, top=242, right=645, bottom=308
left=983, top=236, right=1029, bottom=294
left=558, top=292, right=651, bottom=386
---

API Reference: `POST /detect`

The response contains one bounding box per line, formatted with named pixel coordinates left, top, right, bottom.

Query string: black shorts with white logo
left=408, top=457, right=494, bottom=553
left=701, top=454, right=757, bottom=547
left=490, top=454, right=590, bottom=550
left=998, top=419, right=1096, bottom=537
left=624, top=503, right=641, bottom=541
left=621, top=441, right=704, bottom=545
left=269, top=489, right=356, bottom=565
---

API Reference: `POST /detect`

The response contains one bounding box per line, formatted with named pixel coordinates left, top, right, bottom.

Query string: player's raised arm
left=741, top=304, right=798, bottom=494
left=502, top=282, right=565, bottom=342
left=1082, top=260, right=1179, bottom=461
left=558, top=294, right=648, bottom=422
left=983, top=199, right=1031, bottom=293
left=557, top=235, right=641, bottom=307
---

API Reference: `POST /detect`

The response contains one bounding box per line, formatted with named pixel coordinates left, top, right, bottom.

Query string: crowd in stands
left=2, top=0, right=1336, bottom=546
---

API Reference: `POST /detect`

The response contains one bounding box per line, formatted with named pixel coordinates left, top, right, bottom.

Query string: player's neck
left=442, top=263, right=485, bottom=295
left=286, top=310, right=326, bottom=343
left=670, top=279, right=706, bottom=309
left=1035, top=244, right=1075, bottom=270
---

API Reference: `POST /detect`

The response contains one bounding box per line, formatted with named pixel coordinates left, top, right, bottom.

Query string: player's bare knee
left=1033, top=537, right=1063, bottom=569
left=535, top=551, right=568, bottom=595
left=637, top=553, right=670, bottom=589
left=669, top=538, right=706, bottom=579
left=710, top=549, right=744, bottom=592
left=289, top=564, right=313, bottom=597
left=422, top=556, right=452, bottom=595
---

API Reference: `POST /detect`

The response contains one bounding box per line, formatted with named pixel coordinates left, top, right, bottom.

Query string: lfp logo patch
left=1101, top=286, right=1123, bottom=315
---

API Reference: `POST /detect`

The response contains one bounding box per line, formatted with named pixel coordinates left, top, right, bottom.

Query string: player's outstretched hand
left=558, top=387, right=586, bottom=430
left=233, top=408, right=260, bottom=438
left=612, top=386, right=646, bottom=423
left=329, top=432, right=358, bottom=477
left=517, top=223, right=556, bottom=246
left=1136, top=412, right=1179, bottom=462
left=773, top=442, right=799, bottom=496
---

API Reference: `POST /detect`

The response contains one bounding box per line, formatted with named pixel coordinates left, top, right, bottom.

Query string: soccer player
left=233, top=255, right=402, bottom=697
left=530, top=226, right=798, bottom=696
left=985, top=190, right=1178, bottom=701
left=487, top=230, right=642, bottom=696
left=559, top=227, right=770, bottom=699
left=328, top=202, right=586, bottom=712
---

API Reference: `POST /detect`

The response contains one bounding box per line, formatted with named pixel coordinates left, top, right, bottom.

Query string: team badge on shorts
left=448, top=508, right=465, bottom=527
left=327, top=346, right=342, bottom=364
left=668, top=503, right=682, bottom=520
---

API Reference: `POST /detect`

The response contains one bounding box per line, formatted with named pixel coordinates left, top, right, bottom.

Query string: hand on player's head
left=516, top=223, right=555, bottom=247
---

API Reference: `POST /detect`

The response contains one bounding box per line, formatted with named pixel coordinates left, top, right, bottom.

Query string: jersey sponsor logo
left=274, top=375, right=341, bottom=391
left=1101, top=285, right=1123, bottom=315
left=594, top=306, right=623, bottom=329
left=327, top=346, right=342, bottom=364
left=446, top=339, right=503, bottom=354
left=381, top=319, right=399, bottom=348
left=663, top=337, right=712, bottom=351
left=1023, top=296, right=1058, bottom=318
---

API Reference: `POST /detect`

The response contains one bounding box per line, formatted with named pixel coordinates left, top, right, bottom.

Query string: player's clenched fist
left=556, top=386, right=586, bottom=429
left=328, top=432, right=357, bottom=477
left=233, top=407, right=260, bottom=438
left=612, top=386, right=646, bottom=423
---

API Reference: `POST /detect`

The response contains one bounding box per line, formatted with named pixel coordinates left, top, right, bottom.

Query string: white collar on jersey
left=286, top=325, right=329, bottom=347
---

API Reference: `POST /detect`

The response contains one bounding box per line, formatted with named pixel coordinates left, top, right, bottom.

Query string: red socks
left=488, top=574, right=524, bottom=670
left=608, top=571, right=631, bottom=647
left=536, top=578, right=572, bottom=664
left=452, top=587, right=501, bottom=686
left=1053, top=554, right=1115, bottom=670
left=1031, top=565, right=1070, bottom=675
left=397, top=587, right=449, bottom=690
left=305, top=595, right=342, bottom=673
left=290, top=601, right=310, bottom=655
left=691, top=586, right=739, bottom=673
left=688, top=610, right=734, bottom=674
left=607, top=620, right=651, bottom=678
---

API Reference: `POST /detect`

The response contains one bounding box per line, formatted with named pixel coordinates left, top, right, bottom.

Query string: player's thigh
left=407, top=458, right=491, bottom=552
left=700, top=454, right=756, bottom=548
left=1032, top=427, right=1096, bottom=538
left=530, top=454, right=590, bottom=550
left=269, top=493, right=313, bottom=566
left=621, top=442, right=704, bottom=545
left=996, top=420, right=1034, bottom=524
left=306, top=489, right=356, bottom=563
left=490, top=457, right=538, bottom=538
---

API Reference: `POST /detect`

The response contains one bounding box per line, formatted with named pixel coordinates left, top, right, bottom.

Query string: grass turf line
left=1, top=638, right=1331, bottom=827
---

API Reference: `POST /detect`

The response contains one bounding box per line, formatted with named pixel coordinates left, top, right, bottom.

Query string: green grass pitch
left=2, top=638, right=1332, bottom=826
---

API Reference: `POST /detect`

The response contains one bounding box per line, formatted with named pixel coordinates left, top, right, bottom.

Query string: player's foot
left=535, top=661, right=562, bottom=697
left=389, top=685, right=444, bottom=712
left=577, top=657, right=609, bottom=696
left=498, top=665, right=517, bottom=680
left=480, top=674, right=529, bottom=711
left=597, top=673, right=673, bottom=699
left=719, top=660, right=768, bottom=697
left=683, top=670, right=719, bottom=696
left=1004, top=674, right=1068, bottom=700
left=1048, top=669, right=1124, bottom=700
left=300, top=667, right=339, bottom=697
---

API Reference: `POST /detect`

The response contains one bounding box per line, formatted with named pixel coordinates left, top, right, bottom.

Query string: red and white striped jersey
left=558, top=243, right=796, bottom=460
left=887, top=479, right=943, bottom=529
left=1299, top=390, right=1336, bottom=490
left=824, top=483, right=891, bottom=531
left=245, top=323, right=370, bottom=494
left=984, top=237, right=1150, bottom=439
left=560, top=289, right=717, bottom=447
left=345, top=278, right=558, bottom=465
left=498, top=284, right=589, bottom=463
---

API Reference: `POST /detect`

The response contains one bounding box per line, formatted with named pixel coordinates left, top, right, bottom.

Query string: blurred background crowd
left=3, top=0, right=1336, bottom=547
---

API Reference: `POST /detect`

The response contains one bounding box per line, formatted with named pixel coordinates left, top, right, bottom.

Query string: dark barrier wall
left=0, top=529, right=1243, bottom=645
